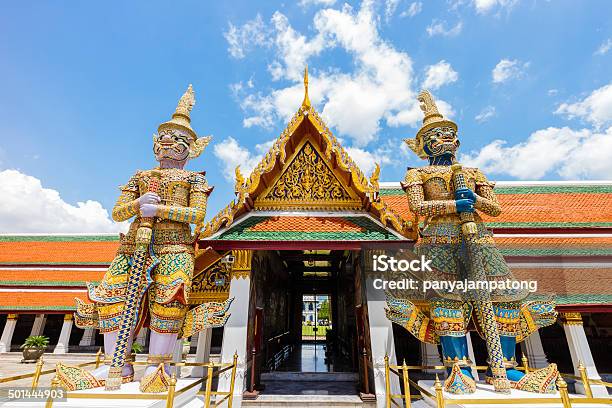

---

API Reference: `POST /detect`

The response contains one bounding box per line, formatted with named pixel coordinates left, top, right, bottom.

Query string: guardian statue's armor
left=386, top=91, right=559, bottom=394
left=56, top=85, right=232, bottom=393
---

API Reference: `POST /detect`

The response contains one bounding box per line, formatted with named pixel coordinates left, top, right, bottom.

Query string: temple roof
left=198, top=69, right=415, bottom=243
left=209, top=214, right=406, bottom=241
left=379, top=181, right=612, bottom=232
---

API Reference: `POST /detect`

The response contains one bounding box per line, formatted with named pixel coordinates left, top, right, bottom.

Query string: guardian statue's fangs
left=385, top=90, right=559, bottom=394
left=56, top=85, right=232, bottom=393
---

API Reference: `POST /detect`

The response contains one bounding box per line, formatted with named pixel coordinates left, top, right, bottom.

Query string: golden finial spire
left=302, top=65, right=311, bottom=108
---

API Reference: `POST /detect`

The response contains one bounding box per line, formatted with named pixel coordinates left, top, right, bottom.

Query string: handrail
left=0, top=349, right=239, bottom=408
left=383, top=354, right=612, bottom=408
left=266, top=331, right=290, bottom=344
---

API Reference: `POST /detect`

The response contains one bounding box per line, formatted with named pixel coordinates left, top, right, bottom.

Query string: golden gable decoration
left=189, top=258, right=231, bottom=304
left=256, top=141, right=358, bottom=210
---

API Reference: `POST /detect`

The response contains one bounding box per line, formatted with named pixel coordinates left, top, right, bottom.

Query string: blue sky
left=1, top=0, right=611, bottom=232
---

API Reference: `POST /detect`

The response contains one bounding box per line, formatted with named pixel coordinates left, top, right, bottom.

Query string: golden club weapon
left=451, top=163, right=510, bottom=393
left=106, top=170, right=162, bottom=390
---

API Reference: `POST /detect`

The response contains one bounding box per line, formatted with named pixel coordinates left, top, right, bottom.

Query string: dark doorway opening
left=248, top=249, right=362, bottom=395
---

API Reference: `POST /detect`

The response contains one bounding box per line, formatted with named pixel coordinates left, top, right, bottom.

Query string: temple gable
left=255, top=140, right=358, bottom=210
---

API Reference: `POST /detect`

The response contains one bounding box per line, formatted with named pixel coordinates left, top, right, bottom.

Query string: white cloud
left=473, top=0, right=517, bottom=14
left=548, top=89, right=559, bottom=96
left=224, top=14, right=269, bottom=59
left=492, top=58, right=529, bottom=83
left=299, top=0, right=336, bottom=7
left=555, top=83, right=612, bottom=128
left=460, top=126, right=612, bottom=179
left=0, top=169, right=127, bottom=233
left=422, top=60, right=458, bottom=90
left=227, top=2, right=454, bottom=147
left=594, top=38, right=612, bottom=56
left=384, top=0, right=400, bottom=21
left=344, top=147, right=381, bottom=175
left=344, top=139, right=400, bottom=175
left=213, top=137, right=275, bottom=181
left=426, top=19, right=463, bottom=37
left=475, top=106, right=496, bottom=123
left=268, top=12, right=328, bottom=82
left=400, top=2, right=422, bottom=18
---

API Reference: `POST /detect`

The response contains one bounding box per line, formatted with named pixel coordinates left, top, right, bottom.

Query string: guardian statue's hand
left=455, top=198, right=475, bottom=213
left=138, top=192, right=161, bottom=207
left=455, top=188, right=476, bottom=202
left=140, top=203, right=159, bottom=218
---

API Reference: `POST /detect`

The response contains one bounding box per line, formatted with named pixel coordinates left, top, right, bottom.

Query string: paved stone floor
left=275, top=342, right=353, bottom=373
left=261, top=380, right=358, bottom=395
left=260, top=343, right=360, bottom=396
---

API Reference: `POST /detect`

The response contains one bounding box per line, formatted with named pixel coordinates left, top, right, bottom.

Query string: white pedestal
left=0, top=379, right=201, bottom=408
left=417, top=380, right=610, bottom=408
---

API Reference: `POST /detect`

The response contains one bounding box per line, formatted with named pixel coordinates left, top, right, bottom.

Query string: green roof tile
left=216, top=216, right=401, bottom=241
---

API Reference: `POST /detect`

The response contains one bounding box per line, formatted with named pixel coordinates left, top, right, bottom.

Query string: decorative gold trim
left=560, top=312, right=583, bottom=326
left=64, top=314, right=73, bottom=321
left=189, top=293, right=230, bottom=304
left=7, top=314, right=17, bottom=320
left=231, top=270, right=251, bottom=279
left=146, top=354, right=173, bottom=365
left=232, top=250, right=252, bottom=271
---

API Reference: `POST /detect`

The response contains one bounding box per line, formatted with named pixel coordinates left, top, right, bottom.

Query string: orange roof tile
left=0, top=291, right=88, bottom=311
left=248, top=216, right=364, bottom=232
left=380, top=188, right=612, bottom=227
left=0, top=269, right=105, bottom=285
left=482, top=193, right=612, bottom=224
left=495, top=236, right=612, bottom=246
left=511, top=268, right=612, bottom=296
left=0, top=241, right=119, bottom=264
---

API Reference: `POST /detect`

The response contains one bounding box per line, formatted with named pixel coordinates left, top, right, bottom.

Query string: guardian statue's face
left=153, top=129, right=191, bottom=164
left=422, top=126, right=460, bottom=158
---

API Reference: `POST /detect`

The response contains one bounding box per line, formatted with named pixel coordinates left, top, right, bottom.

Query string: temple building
left=1, top=79, right=611, bottom=405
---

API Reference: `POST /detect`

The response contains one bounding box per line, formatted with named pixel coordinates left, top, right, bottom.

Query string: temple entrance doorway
left=246, top=249, right=365, bottom=397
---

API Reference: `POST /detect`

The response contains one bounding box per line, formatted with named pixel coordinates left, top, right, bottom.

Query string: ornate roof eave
left=199, top=68, right=416, bottom=240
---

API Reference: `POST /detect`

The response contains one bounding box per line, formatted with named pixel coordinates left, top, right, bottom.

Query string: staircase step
left=261, top=371, right=358, bottom=382
left=242, top=394, right=376, bottom=407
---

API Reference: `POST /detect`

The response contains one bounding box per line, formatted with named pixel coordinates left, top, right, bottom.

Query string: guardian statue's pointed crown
left=157, top=84, right=211, bottom=159
left=404, top=90, right=457, bottom=159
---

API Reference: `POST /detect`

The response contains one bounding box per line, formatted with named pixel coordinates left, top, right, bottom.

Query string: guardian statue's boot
left=432, top=299, right=476, bottom=393
left=440, top=336, right=476, bottom=394
left=385, top=90, right=557, bottom=395
left=56, top=85, right=232, bottom=392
